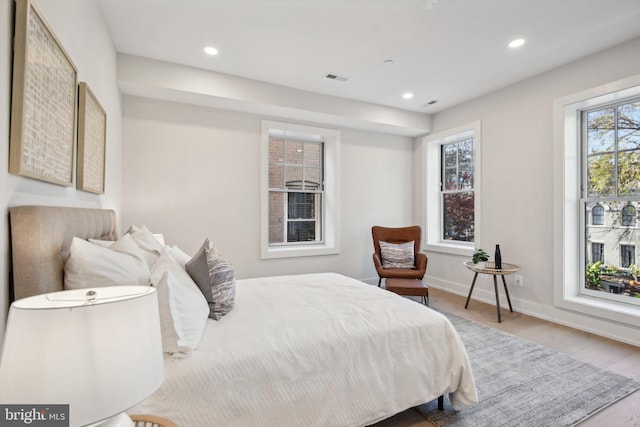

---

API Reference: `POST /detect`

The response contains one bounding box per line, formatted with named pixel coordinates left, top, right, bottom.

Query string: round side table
left=463, top=261, right=520, bottom=323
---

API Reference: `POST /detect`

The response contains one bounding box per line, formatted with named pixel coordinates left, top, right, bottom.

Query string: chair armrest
left=373, top=253, right=384, bottom=271
left=415, top=253, right=428, bottom=275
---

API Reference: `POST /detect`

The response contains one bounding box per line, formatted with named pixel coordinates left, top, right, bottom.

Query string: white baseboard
left=425, top=275, right=640, bottom=347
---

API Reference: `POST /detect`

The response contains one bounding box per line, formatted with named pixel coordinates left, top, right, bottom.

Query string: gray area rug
left=417, top=311, right=640, bottom=427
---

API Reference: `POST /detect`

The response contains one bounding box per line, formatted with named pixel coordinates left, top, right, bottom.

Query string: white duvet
left=130, top=273, right=477, bottom=426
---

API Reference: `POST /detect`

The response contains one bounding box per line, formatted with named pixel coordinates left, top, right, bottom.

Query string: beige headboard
left=9, top=206, right=118, bottom=300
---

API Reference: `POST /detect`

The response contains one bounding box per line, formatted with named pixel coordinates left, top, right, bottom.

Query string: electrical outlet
left=514, top=274, right=524, bottom=287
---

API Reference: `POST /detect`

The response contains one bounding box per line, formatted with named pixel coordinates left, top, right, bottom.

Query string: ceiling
left=98, top=0, right=640, bottom=114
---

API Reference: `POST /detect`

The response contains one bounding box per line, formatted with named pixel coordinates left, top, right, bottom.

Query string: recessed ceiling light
left=508, top=38, right=525, bottom=49
left=402, top=92, right=414, bottom=99
left=204, top=46, right=218, bottom=56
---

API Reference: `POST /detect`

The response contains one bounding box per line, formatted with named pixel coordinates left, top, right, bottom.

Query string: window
left=592, top=204, right=604, bottom=225
left=268, top=138, right=323, bottom=244
left=582, top=98, right=640, bottom=305
left=622, top=204, right=636, bottom=226
left=423, top=121, right=481, bottom=255
left=591, top=242, right=604, bottom=263
left=441, top=138, right=474, bottom=242
left=553, top=75, right=640, bottom=327
left=261, top=121, right=340, bottom=259
left=621, top=244, right=635, bottom=268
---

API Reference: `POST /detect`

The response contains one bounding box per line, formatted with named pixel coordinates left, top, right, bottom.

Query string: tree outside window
left=441, top=138, right=474, bottom=242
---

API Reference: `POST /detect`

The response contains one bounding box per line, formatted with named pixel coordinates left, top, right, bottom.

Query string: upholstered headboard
left=9, top=206, right=118, bottom=300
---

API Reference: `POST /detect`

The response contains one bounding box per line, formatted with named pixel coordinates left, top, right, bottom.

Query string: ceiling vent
left=325, top=73, right=348, bottom=82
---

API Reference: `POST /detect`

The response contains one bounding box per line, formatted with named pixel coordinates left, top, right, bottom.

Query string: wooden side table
left=463, top=261, right=519, bottom=322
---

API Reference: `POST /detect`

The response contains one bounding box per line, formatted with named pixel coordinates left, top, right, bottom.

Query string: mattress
left=130, top=272, right=477, bottom=426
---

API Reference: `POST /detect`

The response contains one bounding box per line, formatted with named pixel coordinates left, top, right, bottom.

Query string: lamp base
left=86, top=412, right=134, bottom=427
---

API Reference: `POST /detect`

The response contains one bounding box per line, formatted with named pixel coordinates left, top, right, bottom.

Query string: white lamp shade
left=0, top=286, right=164, bottom=427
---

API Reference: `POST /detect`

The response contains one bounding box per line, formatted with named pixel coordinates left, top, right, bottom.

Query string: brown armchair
left=372, top=225, right=428, bottom=287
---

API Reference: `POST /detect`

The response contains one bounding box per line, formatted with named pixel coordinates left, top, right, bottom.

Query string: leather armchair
left=372, top=225, right=428, bottom=286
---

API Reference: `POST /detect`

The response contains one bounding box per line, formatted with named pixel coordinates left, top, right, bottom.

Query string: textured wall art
left=9, top=0, right=78, bottom=186
left=77, top=82, right=106, bottom=194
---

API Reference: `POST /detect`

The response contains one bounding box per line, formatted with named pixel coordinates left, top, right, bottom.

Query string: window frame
left=622, top=204, right=637, bottom=227
left=591, top=242, right=604, bottom=263
left=261, top=120, right=341, bottom=259
left=268, top=138, right=324, bottom=245
left=621, top=244, right=635, bottom=268
left=553, top=73, right=640, bottom=326
left=422, top=121, right=482, bottom=256
left=591, top=204, right=605, bottom=226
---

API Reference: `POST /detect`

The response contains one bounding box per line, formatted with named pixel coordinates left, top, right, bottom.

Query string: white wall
left=418, top=36, right=640, bottom=345
left=122, top=96, right=414, bottom=281
left=0, top=0, right=122, bottom=349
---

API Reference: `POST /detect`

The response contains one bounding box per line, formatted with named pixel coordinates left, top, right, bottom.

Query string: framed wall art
left=77, top=82, right=107, bottom=194
left=9, top=0, right=78, bottom=186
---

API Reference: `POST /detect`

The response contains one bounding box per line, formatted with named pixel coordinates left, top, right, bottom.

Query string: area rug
left=417, top=310, right=640, bottom=427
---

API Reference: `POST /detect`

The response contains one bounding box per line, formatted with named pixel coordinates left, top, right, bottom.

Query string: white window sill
left=558, top=294, right=640, bottom=328
left=261, top=244, right=339, bottom=259
left=425, top=241, right=474, bottom=257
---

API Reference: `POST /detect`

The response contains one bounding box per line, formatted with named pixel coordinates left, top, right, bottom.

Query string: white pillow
left=87, top=239, right=114, bottom=247
left=150, top=248, right=209, bottom=356
left=128, top=225, right=164, bottom=254
left=127, top=225, right=164, bottom=268
left=167, top=245, right=191, bottom=267
left=64, top=235, right=150, bottom=290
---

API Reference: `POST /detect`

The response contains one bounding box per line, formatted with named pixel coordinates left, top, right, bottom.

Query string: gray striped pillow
left=380, top=240, right=415, bottom=269
left=206, top=245, right=235, bottom=320
left=185, top=239, right=236, bottom=320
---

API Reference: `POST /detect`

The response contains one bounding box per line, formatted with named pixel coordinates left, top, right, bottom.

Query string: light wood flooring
left=373, top=288, right=640, bottom=427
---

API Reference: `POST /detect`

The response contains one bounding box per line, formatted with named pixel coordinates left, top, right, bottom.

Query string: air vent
left=325, top=73, right=348, bottom=82
left=421, top=99, right=438, bottom=107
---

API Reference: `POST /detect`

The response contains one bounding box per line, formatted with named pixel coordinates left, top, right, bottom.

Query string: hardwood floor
left=373, top=288, right=640, bottom=427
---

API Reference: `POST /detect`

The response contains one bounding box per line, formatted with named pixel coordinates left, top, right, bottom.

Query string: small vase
left=494, top=245, right=502, bottom=269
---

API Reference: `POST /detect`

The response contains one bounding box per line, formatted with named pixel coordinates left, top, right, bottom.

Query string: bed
left=8, top=205, right=478, bottom=427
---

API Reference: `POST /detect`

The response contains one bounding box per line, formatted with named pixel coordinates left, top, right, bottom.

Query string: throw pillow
left=185, top=238, right=236, bottom=320
left=380, top=240, right=416, bottom=269
left=150, top=248, right=209, bottom=356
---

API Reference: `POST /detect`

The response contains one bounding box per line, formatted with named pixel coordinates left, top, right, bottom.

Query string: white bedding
left=130, top=273, right=477, bottom=426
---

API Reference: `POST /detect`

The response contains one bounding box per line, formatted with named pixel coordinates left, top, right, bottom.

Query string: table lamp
left=0, top=286, right=164, bottom=427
